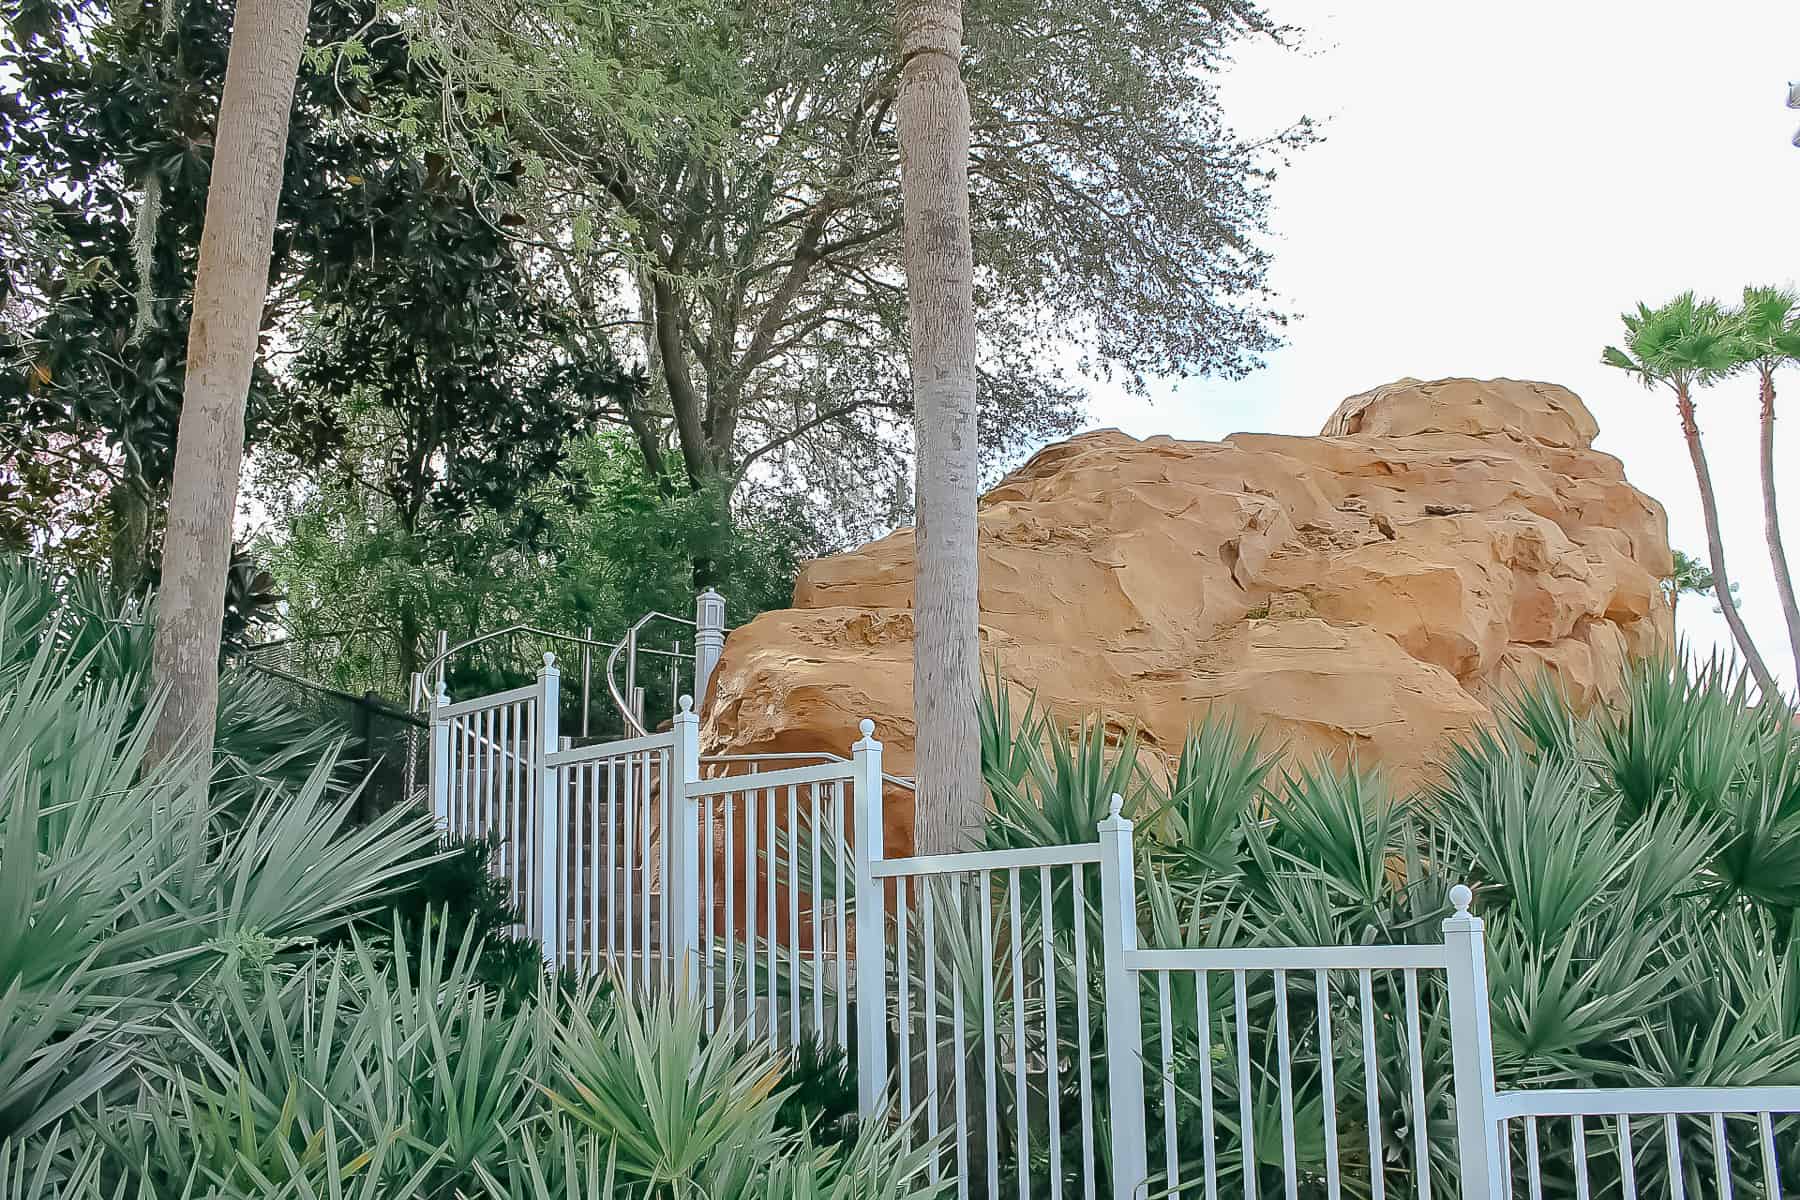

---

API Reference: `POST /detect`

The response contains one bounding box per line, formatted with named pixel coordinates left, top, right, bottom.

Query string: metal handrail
left=420, top=623, right=623, bottom=690
left=413, top=614, right=706, bottom=737
left=606, top=610, right=698, bottom=737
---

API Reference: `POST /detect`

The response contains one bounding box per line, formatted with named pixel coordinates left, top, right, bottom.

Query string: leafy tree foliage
left=0, top=0, right=420, bottom=586
left=284, top=152, right=642, bottom=535
left=249, top=146, right=652, bottom=681
left=0, top=0, right=648, bottom=601
left=1667, top=547, right=1740, bottom=618
left=254, top=433, right=819, bottom=723
left=401, top=0, right=1314, bottom=537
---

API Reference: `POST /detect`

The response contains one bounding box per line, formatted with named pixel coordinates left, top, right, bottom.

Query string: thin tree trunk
left=1758, top=367, right=1800, bottom=691
left=107, top=478, right=154, bottom=599
left=1678, top=387, right=1780, bottom=698
left=897, top=0, right=981, bottom=855
left=146, top=0, right=311, bottom=768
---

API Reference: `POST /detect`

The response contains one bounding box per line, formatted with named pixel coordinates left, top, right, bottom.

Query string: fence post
left=1444, top=883, right=1504, bottom=1200
left=672, top=694, right=703, bottom=997
left=536, top=654, right=562, bottom=969
left=851, top=719, right=888, bottom=1119
left=693, top=589, right=726, bottom=707
left=430, top=682, right=452, bottom=833
left=1098, top=794, right=1149, bottom=1200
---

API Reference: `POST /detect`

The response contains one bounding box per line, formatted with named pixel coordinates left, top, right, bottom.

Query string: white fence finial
left=850, top=719, right=887, bottom=1117
left=1099, top=791, right=1128, bottom=832
left=536, top=657, right=562, bottom=968
left=672, top=691, right=702, bottom=998
left=1443, top=879, right=1502, bottom=1200
left=1097, top=791, right=1147, bottom=1198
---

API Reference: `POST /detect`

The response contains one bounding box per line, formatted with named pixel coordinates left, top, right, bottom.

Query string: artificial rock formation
left=702, top=378, right=1674, bottom=851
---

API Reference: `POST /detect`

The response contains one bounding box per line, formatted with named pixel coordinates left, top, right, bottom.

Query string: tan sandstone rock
left=702, top=378, right=1674, bottom=853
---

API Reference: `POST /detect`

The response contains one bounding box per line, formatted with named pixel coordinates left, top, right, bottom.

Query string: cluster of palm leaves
left=0, top=556, right=351, bottom=797
left=0, top=560, right=943, bottom=1199
left=958, top=656, right=1800, bottom=1199
left=1603, top=285, right=1800, bottom=702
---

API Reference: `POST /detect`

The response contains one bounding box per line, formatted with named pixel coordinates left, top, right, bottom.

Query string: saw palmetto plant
left=969, top=658, right=1800, bottom=1200
left=0, top=559, right=939, bottom=1198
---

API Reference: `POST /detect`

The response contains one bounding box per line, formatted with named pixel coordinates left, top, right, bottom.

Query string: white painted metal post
left=851, top=719, right=888, bottom=1118
left=1444, top=884, right=1504, bottom=1200
left=693, top=589, right=726, bottom=707
left=536, top=654, right=562, bottom=969
left=1098, top=794, right=1149, bottom=1200
left=672, top=694, right=703, bottom=996
left=430, top=682, right=452, bottom=832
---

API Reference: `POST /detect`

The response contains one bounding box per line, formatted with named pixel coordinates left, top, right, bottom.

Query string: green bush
left=345, top=833, right=549, bottom=1007
left=0, top=555, right=944, bottom=1198
left=975, top=653, right=1800, bottom=1200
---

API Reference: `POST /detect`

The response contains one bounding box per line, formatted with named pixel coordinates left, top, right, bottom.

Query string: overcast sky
left=1081, top=0, right=1800, bottom=696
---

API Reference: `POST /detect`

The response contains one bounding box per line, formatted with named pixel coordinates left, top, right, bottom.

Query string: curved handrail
left=420, top=623, right=621, bottom=691
left=606, top=610, right=699, bottom=737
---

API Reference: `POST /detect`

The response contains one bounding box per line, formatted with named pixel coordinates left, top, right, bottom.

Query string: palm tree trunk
left=897, top=0, right=982, bottom=855
left=146, top=0, right=311, bottom=768
left=1679, top=387, right=1780, bottom=699
left=1758, top=367, right=1800, bottom=691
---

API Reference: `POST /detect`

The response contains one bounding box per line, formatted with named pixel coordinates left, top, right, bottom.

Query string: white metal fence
left=430, top=664, right=1800, bottom=1200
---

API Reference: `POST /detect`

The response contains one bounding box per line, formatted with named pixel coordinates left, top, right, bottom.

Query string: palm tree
left=896, top=0, right=983, bottom=852
left=1603, top=293, right=1780, bottom=699
left=1612, top=295, right=1778, bottom=698
left=1665, top=549, right=1714, bottom=622
left=1728, top=285, right=1800, bottom=687
left=148, top=0, right=313, bottom=767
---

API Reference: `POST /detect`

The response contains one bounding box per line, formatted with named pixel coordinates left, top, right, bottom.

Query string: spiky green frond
left=1604, top=291, right=1741, bottom=391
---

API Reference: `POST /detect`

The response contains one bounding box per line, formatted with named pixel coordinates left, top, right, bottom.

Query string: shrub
left=0, top=554, right=943, bottom=1196
left=975, top=653, right=1800, bottom=1198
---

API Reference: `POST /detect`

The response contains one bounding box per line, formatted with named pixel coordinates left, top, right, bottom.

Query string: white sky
left=1081, top=0, right=1800, bottom=696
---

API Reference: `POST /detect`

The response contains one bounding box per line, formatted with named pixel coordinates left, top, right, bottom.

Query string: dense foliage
left=254, top=433, right=819, bottom=721
left=0, top=560, right=941, bottom=1198
left=0, top=0, right=647, bottom=601
left=972, top=655, right=1800, bottom=1198
left=0, top=556, right=342, bottom=791
left=0, top=0, right=410, bottom=582
left=383, top=0, right=1313, bottom=538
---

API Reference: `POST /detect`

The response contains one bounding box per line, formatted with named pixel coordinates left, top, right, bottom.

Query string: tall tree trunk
left=897, top=0, right=981, bottom=856
left=1758, top=367, right=1800, bottom=692
left=1678, top=387, right=1780, bottom=699
left=146, top=0, right=310, bottom=768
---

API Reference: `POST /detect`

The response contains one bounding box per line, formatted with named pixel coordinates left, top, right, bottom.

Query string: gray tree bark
left=1678, top=387, right=1780, bottom=700
left=146, top=0, right=311, bottom=768
left=896, top=0, right=982, bottom=854
left=1758, top=368, right=1800, bottom=693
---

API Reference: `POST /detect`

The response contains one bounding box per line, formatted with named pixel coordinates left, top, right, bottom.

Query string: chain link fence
left=245, top=662, right=428, bottom=820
